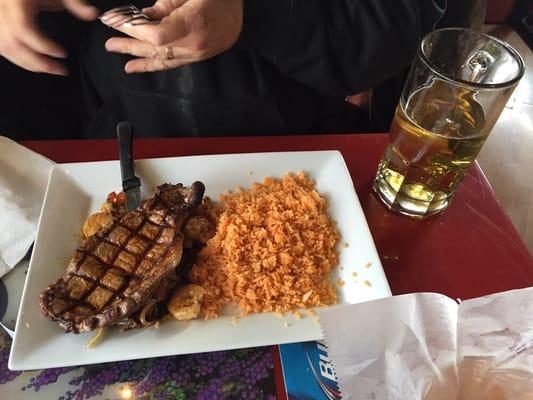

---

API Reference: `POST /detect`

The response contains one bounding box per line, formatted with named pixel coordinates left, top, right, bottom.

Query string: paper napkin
left=0, top=136, right=54, bottom=277
left=317, top=287, right=533, bottom=400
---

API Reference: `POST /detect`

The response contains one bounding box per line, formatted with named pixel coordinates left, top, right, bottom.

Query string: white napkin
left=317, top=293, right=459, bottom=400
left=0, top=136, right=54, bottom=277
left=456, top=288, right=533, bottom=400
left=317, top=287, right=533, bottom=400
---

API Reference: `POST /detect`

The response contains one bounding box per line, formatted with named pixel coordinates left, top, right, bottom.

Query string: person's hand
left=0, top=0, right=98, bottom=75
left=104, top=0, right=243, bottom=73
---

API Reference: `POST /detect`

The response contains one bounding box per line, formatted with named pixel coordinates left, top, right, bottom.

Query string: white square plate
left=9, top=151, right=390, bottom=370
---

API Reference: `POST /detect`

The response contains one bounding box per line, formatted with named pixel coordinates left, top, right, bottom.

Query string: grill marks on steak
left=39, top=182, right=205, bottom=334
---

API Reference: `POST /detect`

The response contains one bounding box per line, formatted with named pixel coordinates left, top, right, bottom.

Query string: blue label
left=279, top=341, right=342, bottom=400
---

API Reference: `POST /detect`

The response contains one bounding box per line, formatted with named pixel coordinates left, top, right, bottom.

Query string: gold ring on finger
left=165, top=47, right=174, bottom=60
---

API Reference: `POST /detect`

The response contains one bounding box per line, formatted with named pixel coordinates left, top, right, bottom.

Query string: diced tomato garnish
left=106, top=191, right=117, bottom=204
left=106, top=191, right=126, bottom=205
left=116, top=192, right=127, bottom=205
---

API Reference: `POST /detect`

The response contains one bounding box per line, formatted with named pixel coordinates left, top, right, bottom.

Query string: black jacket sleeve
left=238, top=0, right=446, bottom=96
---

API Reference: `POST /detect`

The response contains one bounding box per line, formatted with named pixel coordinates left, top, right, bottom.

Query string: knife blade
left=117, top=121, right=141, bottom=210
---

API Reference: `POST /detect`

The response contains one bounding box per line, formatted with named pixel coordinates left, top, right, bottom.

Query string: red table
left=23, top=133, right=533, bottom=300
left=13, top=133, right=532, bottom=399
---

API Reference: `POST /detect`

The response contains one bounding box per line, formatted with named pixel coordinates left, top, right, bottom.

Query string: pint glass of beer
left=373, top=28, right=524, bottom=218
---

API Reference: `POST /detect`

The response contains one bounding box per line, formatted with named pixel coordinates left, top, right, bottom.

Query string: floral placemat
left=0, top=332, right=276, bottom=399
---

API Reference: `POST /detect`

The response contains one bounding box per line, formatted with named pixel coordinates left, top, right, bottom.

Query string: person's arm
left=105, top=0, right=444, bottom=91
left=238, top=0, right=446, bottom=96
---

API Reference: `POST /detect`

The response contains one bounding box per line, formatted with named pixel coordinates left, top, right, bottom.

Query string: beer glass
left=373, top=28, right=524, bottom=218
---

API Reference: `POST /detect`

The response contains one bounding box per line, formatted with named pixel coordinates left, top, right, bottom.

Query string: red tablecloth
left=5, top=133, right=530, bottom=400
left=23, top=133, right=533, bottom=300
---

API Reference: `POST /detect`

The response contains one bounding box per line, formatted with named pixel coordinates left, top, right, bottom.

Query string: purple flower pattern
left=0, top=332, right=276, bottom=399
left=0, top=335, right=22, bottom=384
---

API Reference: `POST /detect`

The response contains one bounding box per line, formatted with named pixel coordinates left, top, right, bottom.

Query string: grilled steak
left=40, top=182, right=206, bottom=333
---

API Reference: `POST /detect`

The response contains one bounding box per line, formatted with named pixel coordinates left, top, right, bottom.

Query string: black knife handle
left=117, top=121, right=136, bottom=183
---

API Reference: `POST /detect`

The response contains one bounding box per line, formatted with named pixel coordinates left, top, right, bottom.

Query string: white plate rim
left=9, top=150, right=390, bottom=370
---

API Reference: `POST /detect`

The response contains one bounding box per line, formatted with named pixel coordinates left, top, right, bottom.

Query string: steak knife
left=117, top=121, right=141, bottom=210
